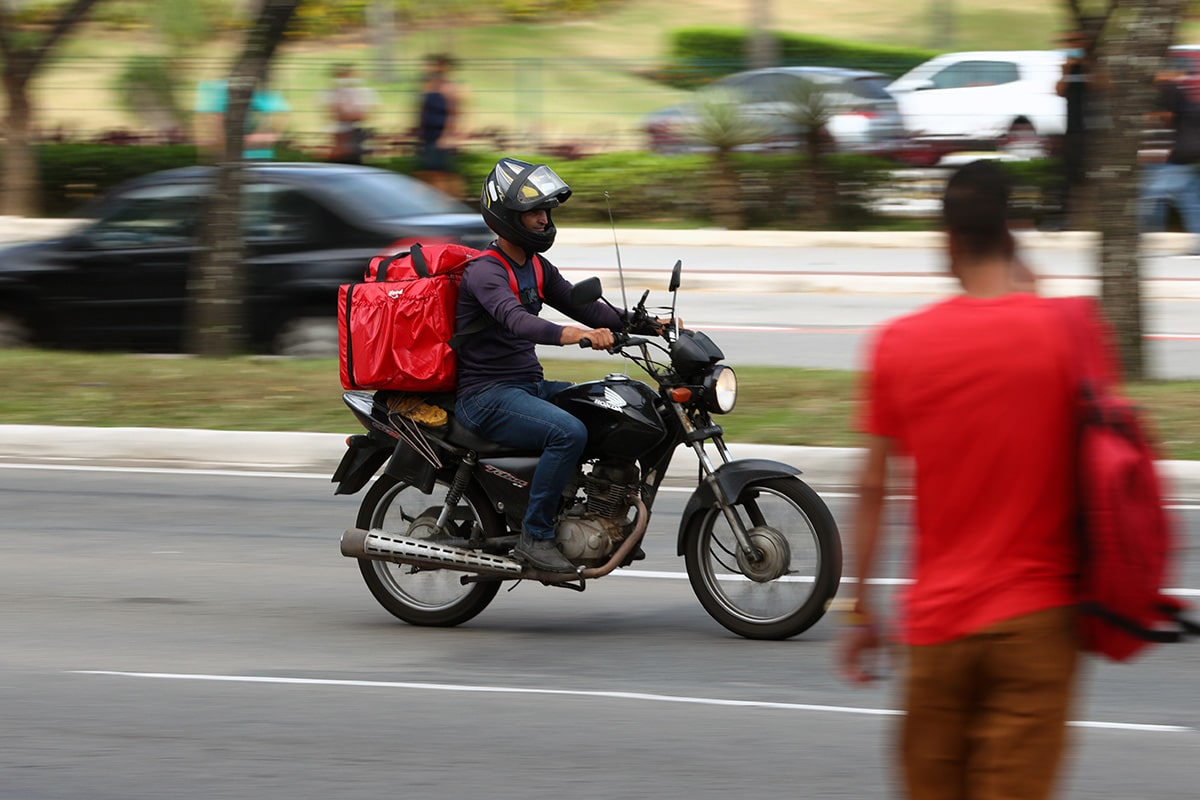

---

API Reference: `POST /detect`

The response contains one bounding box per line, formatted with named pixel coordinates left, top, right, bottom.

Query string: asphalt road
left=3, top=464, right=1198, bottom=800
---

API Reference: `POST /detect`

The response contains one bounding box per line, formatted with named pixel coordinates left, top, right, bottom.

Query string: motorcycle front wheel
left=683, top=476, right=842, bottom=640
left=355, top=473, right=503, bottom=627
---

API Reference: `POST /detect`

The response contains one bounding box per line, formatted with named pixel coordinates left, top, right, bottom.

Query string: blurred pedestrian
left=837, top=160, right=1088, bottom=800
left=1139, top=66, right=1200, bottom=254
left=324, top=63, right=378, bottom=164
left=415, top=53, right=466, bottom=199
left=194, top=78, right=290, bottom=161
left=1051, top=28, right=1094, bottom=229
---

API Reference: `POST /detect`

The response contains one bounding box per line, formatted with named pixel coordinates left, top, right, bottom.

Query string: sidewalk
left=2, top=425, right=1198, bottom=500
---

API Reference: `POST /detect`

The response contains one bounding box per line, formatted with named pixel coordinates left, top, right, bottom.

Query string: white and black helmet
left=480, top=157, right=572, bottom=254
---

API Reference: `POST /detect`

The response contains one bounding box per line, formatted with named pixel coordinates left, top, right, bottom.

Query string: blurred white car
left=886, top=50, right=1066, bottom=158
left=643, top=66, right=908, bottom=156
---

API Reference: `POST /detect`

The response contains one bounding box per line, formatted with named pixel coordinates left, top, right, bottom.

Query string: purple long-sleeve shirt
left=454, top=249, right=624, bottom=396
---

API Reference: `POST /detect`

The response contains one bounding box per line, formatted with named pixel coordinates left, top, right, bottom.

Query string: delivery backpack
left=1055, top=297, right=1199, bottom=661
left=338, top=241, right=542, bottom=393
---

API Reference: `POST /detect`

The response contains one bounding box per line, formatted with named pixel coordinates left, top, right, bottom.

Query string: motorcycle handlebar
left=578, top=331, right=650, bottom=351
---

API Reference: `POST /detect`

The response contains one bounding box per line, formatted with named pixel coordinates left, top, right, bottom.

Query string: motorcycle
left=332, top=260, right=842, bottom=639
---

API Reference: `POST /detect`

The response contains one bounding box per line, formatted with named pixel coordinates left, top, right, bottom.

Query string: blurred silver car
left=643, top=66, right=908, bottom=156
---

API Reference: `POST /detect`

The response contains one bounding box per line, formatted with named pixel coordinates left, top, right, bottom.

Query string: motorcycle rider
left=453, top=157, right=624, bottom=573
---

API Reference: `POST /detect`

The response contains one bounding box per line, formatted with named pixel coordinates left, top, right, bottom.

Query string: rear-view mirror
left=571, top=276, right=603, bottom=305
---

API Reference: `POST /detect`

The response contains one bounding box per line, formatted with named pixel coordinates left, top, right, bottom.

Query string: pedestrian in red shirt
left=837, top=160, right=1085, bottom=800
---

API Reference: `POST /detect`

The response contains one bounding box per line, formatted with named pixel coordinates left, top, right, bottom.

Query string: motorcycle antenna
left=604, top=192, right=629, bottom=314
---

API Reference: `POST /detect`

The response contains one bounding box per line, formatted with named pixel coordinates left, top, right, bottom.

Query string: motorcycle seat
left=440, top=416, right=540, bottom=458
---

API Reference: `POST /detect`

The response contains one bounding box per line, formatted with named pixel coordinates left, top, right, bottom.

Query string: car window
left=848, top=76, right=894, bottom=100
left=322, top=171, right=469, bottom=221
left=87, top=182, right=203, bottom=248
left=241, top=184, right=323, bottom=242
left=929, top=60, right=1021, bottom=89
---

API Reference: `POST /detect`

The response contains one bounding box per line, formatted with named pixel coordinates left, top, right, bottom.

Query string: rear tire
left=0, top=311, right=34, bottom=349
left=274, top=315, right=337, bottom=357
left=355, top=473, right=503, bottom=627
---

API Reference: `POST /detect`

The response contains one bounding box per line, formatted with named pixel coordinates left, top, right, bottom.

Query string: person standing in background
left=1052, top=28, right=1092, bottom=230
left=194, top=78, right=290, bottom=161
left=415, top=53, right=466, bottom=199
left=1139, top=65, right=1200, bottom=255
left=325, top=63, right=378, bottom=164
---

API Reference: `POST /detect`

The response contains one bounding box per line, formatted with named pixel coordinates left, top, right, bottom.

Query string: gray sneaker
left=513, top=533, right=576, bottom=573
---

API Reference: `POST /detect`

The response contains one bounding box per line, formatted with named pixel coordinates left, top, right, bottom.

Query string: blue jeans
left=454, top=381, right=587, bottom=540
left=1139, top=162, right=1200, bottom=241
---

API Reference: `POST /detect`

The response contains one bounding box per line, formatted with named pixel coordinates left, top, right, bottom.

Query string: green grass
left=4, top=350, right=1200, bottom=460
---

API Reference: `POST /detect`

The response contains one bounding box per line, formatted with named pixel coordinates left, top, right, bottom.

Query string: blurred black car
left=0, top=162, right=493, bottom=355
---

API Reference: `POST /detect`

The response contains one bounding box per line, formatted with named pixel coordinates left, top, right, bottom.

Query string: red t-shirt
left=862, top=293, right=1081, bottom=645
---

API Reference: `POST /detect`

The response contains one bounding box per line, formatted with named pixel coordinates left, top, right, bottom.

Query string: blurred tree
left=747, top=0, right=777, bottom=70
left=0, top=0, right=103, bottom=216
left=691, top=88, right=770, bottom=229
left=1065, top=0, right=1187, bottom=381
left=783, top=79, right=836, bottom=227
left=930, top=0, right=954, bottom=50
left=187, top=0, right=302, bottom=357
left=111, top=0, right=229, bottom=134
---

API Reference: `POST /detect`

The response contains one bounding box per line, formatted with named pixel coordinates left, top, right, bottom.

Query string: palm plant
left=781, top=78, right=836, bottom=227
left=689, top=88, right=770, bottom=229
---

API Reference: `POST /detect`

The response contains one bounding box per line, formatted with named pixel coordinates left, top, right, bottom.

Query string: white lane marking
left=69, top=671, right=1194, bottom=734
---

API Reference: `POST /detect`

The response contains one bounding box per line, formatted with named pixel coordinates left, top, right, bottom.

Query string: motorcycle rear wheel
left=356, top=473, right=503, bottom=627
left=683, top=476, right=842, bottom=640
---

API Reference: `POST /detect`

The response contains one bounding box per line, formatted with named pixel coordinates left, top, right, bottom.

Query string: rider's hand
left=561, top=326, right=615, bottom=350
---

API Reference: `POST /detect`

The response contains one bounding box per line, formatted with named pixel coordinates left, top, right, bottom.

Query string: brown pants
left=902, top=606, right=1080, bottom=800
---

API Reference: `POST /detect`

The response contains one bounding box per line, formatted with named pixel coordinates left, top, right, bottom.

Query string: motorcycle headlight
left=704, top=366, right=737, bottom=414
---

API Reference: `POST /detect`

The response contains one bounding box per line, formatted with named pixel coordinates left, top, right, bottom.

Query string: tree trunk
left=187, top=0, right=302, bottom=357
left=1, top=75, right=36, bottom=216
left=0, top=0, right=103, bottom=216
left=1092, top=0, right=1186, bottom=381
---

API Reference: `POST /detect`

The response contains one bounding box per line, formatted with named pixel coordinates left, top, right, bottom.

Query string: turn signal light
left=670, top=387, right=692, bottom=403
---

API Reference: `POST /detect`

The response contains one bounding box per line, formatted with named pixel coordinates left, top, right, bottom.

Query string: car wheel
left=1000, top=120, right=1046, bottom=160
left=274, top=315, right=338, bottom=358
left=0, top=311, right=34, bottom=349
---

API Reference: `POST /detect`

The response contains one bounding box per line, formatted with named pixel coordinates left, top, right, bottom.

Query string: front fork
left=669, top=403, right=762, bottom=562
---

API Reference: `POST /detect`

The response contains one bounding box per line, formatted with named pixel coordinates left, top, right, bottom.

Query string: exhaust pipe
left=340, top=528, right=524, bottom=577
left=341, top=495, right=650, bottom=583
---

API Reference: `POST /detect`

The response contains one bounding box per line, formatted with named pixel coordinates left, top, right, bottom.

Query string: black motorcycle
left=333, top=261, right=842, bottom=640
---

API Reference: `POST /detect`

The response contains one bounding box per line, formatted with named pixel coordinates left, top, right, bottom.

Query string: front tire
left=356, top=473, right=503, bottom=627
left=683, top=477, right=842, bottom=640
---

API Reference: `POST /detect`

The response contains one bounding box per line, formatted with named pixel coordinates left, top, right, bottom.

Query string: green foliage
left=690, top=89, right=772, bottom=153
left=32, top=143, right=895, bottom=230
left=36, top=145, right=200, bottom=217
left=111, top=54, right=190, bottom=131
left=292, top=0, right=371, bottom=38
left=663, top=27, right=941, bottom=88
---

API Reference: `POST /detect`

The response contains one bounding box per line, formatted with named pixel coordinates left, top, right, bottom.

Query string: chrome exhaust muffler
left=340, top=528, right=525, bottom=577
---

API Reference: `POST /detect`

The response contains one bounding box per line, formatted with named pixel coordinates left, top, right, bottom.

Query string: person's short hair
left=942, top=160, right=1013, bottom=259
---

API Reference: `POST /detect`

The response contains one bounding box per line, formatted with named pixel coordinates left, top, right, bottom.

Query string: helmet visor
left=505, top=163, right=571, bottom=211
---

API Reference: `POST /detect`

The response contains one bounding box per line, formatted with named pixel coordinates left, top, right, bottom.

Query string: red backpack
left=338, top=241, right=542, bottom=393
left=1056, top=297, right=1197, bottom=661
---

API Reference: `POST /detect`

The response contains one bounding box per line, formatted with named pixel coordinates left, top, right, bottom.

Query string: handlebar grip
left=578, top=337, right=592, bottom=349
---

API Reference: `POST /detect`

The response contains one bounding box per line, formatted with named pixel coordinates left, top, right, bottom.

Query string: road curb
left=3, top=425, right=1199, bottom=499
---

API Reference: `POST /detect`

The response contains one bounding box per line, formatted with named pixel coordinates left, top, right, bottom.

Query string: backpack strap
left=448, top=249, right=541, bottom=350
left=483, top=247, right=543, bottom=302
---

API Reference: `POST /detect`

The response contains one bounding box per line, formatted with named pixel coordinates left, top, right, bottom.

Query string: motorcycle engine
left=556, top=461, right=641, bottom=565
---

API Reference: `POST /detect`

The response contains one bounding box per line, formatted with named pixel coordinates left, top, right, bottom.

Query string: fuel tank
left=553, top=374, right=667, bottom=459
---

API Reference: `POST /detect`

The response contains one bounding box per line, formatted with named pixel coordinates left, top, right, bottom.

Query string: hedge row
left=663, top=27, right=941, bottom=88
left=34, top=143, right=1061, bottom=230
